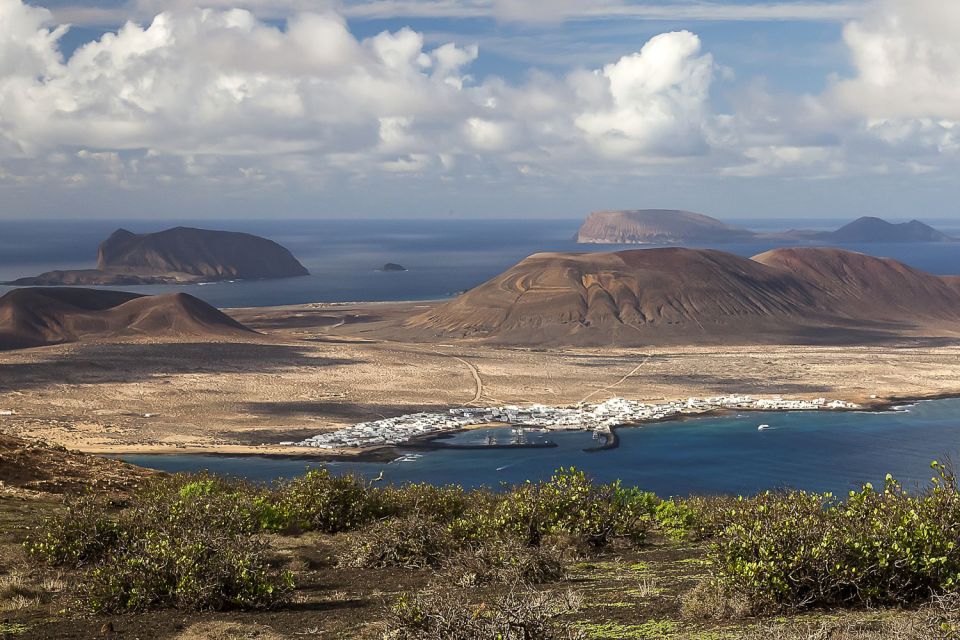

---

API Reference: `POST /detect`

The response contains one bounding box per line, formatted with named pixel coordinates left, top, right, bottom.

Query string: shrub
left=447, top=536, right=566, bottom=586
left=274, top=469, right=386, bottom=534
left=656, top=495, right=740, bottom=541
left=26, top=495, right=120, bottom=568
left=383, top=483, right=472, bottom=523
left=451, top=469, right=653, bottom=549
left=27, top=475, right=293, bottom=613
left=712, top=464, right=960, bottom=612
left=386, top=586, right=585, bottom=639
left=342, top=516, right=458, bottom=570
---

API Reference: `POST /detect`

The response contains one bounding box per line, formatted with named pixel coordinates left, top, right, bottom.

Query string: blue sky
left=0, top=0, right=958, bottom=220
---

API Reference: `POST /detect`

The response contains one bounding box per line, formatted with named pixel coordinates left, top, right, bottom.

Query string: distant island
left=5, top=227, right=309, bottom=286
left=0, top=287, right=253, bottom=351
left=576, top=210, right=953, bottom=244
left=381, top=263, right=408, bottom=272
left=404, top=246, right=960, bottom=346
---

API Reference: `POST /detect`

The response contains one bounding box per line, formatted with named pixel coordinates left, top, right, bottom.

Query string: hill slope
left=0, top=288, right=254, bottom=351
left=406, top=247, right=960, bottom=345
left=576, top=210, right=754, bottom=244
left=6, top=227, right=309, bottom=286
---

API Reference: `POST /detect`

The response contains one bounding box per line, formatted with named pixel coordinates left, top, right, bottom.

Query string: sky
left=0, top=0, right=958, bottom=220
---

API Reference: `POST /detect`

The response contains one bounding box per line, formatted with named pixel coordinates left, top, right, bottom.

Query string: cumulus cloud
left=574, top=31, right=714, bottom=157
left=0, top=0, right=720, bottom=193
left=833, top=0, right=960, bottom=120
left=1, top=0, right=957, bottom=214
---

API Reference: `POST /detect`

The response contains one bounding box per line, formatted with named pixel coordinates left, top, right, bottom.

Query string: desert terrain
left=1, top=299, right=959, bottom=458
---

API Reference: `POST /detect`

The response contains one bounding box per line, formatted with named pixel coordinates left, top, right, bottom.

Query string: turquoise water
left=119, top=398, right=960, bottom=496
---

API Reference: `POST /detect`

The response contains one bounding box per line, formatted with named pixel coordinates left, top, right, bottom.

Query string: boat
left=758, top=424, right=771, bottom=431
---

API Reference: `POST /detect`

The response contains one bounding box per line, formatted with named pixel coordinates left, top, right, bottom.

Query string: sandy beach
left=1, top=300, right=959, bottom=458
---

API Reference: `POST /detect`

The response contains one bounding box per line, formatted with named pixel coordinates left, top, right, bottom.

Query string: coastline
left=87, top=392, right=959, bottom=466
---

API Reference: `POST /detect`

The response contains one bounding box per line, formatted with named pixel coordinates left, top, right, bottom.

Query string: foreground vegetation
left=2, top=465, right=960, bottom=638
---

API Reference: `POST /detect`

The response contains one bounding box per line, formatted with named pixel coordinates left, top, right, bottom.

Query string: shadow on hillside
left=0, top=342, right=362, bottom=391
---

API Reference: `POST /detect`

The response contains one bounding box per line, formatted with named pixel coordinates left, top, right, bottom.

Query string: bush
left=450, top=469, right=653, bottom=549
left=386, top=586, right=585, bottom=640
left=712, top=464, right=960, bottom=612
left=383, top=483, right=473, bottom=523
left=26, top=495, right=120, bottom=568
left=343, top=516, right=458, bottom=570
left=655, top=495, right=740, bottom=541
left=26, top=475, right=293, bottom=612
left=447, top=536, right=566, bottom=586
left=274, top=469, right=386, bottom=534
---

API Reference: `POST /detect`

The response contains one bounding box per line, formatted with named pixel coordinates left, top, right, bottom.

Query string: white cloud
left=0, top=0, right=721, bottom=192
left=574, top=31, right=714, bottom=157
left=2, top=0, right=959, bottom=216
left=833, top=0, right=960, bottom=120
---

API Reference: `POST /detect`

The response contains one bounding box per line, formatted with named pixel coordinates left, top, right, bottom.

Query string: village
left=292, top=395, right=861, bottom=450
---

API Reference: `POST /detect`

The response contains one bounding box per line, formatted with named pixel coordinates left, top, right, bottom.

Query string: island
left=381, top=263, right=408, bottom=272
left=4, top=226, right=309, bottom=286
left=576, top=210, right=955, bottom=244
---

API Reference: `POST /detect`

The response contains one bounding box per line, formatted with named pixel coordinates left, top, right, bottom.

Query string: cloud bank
left=0, top=0, right=957, bottom=216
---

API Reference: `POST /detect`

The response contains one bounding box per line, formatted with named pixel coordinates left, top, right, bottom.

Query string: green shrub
left=655, top=495, right=739, bottom=541
left=27, top=475, right=293, bottom=612
left=26, top=495, right=120, bottom=568
left=273, top=469, right=386, bottom=533
left=450, top=469, right=653, bottom=549
left=712, top=464, right=960, bottom=612
left=383, top=483, right=473, bottom=522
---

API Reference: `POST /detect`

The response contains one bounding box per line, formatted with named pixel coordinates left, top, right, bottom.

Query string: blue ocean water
left=3, top=218, right=960, bottom=308
left=120, top=399, right=960, bottom=497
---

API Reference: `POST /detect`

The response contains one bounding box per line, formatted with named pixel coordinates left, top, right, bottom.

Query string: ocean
left=120, top=398, right=960, bottom=496
left=4, top=218, right=960, bottom=308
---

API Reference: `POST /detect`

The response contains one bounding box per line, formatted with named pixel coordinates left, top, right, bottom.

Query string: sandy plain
left=1, top=300, right=959, bottom=458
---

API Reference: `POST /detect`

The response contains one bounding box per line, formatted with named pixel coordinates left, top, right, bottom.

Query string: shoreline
left=86, top=392, right=959, bottom=465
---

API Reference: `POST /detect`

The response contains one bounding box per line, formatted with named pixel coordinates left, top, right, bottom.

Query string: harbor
left=289, top=395, right=861, bottom=451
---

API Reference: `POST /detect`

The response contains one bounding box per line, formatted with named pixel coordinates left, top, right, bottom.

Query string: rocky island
left=5, top=227, right=309, bottom=286
left=381, top=263, right=408, bottom=272
left=576, top=209, right=755, bottom=244
left=576, top=209, right=954, bottom=245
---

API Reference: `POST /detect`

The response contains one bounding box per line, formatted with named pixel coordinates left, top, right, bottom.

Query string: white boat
left=757, top=424, right=771, bottom=431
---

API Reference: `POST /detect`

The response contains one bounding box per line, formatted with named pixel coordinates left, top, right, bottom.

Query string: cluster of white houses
left=292, top=395, right=860, bottom=450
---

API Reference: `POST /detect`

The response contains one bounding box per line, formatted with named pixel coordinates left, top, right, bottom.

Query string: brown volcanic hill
left=0, top=288, right=254, bottom=351
left=576, top=210, right=755, bottom=244
left=405, top=247, right=960, bottom=345
left=6, top=227, right=309, bottom=286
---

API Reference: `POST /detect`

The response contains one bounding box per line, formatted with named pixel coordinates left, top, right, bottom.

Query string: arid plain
left=2, top=300, right=959, bottom=458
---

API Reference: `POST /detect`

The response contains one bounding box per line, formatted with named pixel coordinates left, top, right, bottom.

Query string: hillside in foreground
left=405, top=247, right=960, bottom=345
left=0, top=454, right=956, bottom=639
